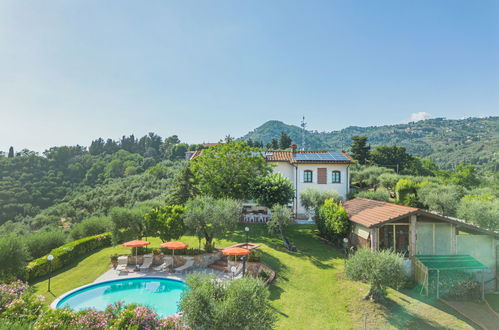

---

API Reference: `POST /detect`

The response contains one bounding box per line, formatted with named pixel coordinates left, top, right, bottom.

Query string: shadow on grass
left=399, top=287, right=481, bottom=329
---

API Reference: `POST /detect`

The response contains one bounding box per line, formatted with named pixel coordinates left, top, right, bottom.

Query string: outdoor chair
left=152, top=258, right=173, bottom=272
left=174, top=259, right=194, bottom=273
left=139, top=254, right=153, bottom=271
left=116, top=256, right=129, bottom=273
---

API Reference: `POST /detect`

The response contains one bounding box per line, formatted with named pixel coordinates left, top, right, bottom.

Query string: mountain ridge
left=240, top=116, right=499, bottom=169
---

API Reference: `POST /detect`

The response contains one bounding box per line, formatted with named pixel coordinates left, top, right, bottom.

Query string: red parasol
left=122, top=240, right=150, bottom=269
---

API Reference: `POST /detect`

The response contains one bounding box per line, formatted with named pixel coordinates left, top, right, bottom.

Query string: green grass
left=33, top=225, right=475, bottom=329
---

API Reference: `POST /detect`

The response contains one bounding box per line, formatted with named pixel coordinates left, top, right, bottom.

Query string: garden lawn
left=33, top=225, right=474, bottom=329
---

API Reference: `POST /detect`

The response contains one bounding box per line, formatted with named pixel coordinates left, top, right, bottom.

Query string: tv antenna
left=300, top=116, right=307, bottom=151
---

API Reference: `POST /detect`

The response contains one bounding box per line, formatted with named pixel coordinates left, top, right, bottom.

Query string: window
left=303, top=170, right=313, bottom=183
left=379, top=224, right=409, bottom=256
left=331, top=171, right=341, bottom=183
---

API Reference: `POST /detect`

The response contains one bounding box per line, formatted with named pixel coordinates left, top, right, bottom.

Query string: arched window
left=331, top=171, right=341, bottom=183
left=303, top=170, right=313, bottom=183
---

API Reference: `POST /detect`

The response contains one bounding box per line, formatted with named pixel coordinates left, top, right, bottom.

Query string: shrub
left=23, top=230, right=67, bottom=260
left=300, top=188, right=342, bottom=215
left=26, top=233, right=111, bottom=281
left=345, top=249, right=406, bottom=302
left=0, top=281, right=46, bottom=324
left=0, top=236, right=29, bottom=281
left=316, top=200, right=350, bottom=243
left=180, top=274, right=276, bottom=329
left=110, top=207, right=146, bottom=244
left=355, top=190, right=390, bottom=202
left=70, top=216, right=113, bottom=240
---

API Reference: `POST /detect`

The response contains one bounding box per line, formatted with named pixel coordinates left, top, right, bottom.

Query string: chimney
left=291, top=144, right=297, bottom=153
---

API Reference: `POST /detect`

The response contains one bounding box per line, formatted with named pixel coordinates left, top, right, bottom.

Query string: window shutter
left=318, top=168, right=327, bottom=184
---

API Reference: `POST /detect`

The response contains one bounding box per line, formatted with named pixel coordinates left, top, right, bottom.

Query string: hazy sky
left=1, top=1, right=498, bottom=152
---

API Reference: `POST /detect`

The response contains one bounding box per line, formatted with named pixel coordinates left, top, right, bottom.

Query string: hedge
left=26, top=233, right=111, bottom=281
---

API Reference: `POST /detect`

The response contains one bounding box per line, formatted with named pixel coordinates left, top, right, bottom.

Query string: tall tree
left=350, top=136, right=370, bottom=164
left=144, top=205, right=185, bottom=242
left=89, top=138, right=105, bottom=155
left=190, top=141, right=272, bottom=200
left=279, top=132, right=292, bottom=149
left=370, top=145, right=414, bottom=172
left=7, top=146, right=14, bottom=158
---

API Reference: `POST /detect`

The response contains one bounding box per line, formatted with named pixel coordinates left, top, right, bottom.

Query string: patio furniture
left=174, top=259, right=194, bottom=273
left=139, top=254, right=153, bottom=271
left=161, top=241, right=189, bottom=272
left=122, top=240, right=151, bottom=270
left=116, top=256, right=129, bottom=273
left=152, top=258, right=173, bottom=272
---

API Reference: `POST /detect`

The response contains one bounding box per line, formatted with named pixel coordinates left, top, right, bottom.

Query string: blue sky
left=1, top=0, right=498, bottom=152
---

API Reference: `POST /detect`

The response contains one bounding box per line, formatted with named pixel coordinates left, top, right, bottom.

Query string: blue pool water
left=56, top=277, right=187, bottom=317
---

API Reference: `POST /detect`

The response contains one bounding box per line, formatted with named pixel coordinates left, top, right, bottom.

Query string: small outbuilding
left=343, top=198, right=498, bottom=294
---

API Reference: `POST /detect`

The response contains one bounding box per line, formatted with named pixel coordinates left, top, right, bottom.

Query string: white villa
left=265, top=146, right=354, bottom=217
left=188, top=144, right=354, bottom=218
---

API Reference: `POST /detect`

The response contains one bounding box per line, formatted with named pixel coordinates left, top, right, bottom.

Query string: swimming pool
left=53, top=277, right=187, bottom=317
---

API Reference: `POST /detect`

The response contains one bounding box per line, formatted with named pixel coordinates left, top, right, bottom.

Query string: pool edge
left=50, top=276, right=186, bottom=310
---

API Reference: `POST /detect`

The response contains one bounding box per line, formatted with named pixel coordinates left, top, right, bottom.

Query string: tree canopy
left=190, top=141, right=272, bottom=200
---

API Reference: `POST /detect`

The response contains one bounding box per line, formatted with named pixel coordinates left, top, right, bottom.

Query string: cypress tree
left=7, top=146, right=14, bottom=158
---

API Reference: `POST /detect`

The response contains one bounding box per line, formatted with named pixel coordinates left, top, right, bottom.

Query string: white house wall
left=270, top=162, right=350, bottom=215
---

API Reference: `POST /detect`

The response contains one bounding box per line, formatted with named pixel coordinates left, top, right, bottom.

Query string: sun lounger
left=174, top=259, right=194, bottom=273
left=116, top=256, right=129, bottom=273
left=139, top=255, right=153, bottom=271
left=152, top=258, right=173, bottom=272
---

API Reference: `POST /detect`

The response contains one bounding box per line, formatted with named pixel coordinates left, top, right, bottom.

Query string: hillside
left=241, top=117, right=499, bottom=169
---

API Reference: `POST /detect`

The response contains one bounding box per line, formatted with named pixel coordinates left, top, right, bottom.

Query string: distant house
left=265, top=145, right=354, bottom=217
left=188, top=144, right=354, bottom=217
left=344, top=198, right=498, bottom=293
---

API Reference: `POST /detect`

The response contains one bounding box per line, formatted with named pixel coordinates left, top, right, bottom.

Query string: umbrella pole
left=136, top=246, right=138, bottom=270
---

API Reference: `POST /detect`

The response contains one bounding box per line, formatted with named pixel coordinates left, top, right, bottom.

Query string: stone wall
left=125, top=251, right=222, bottom=268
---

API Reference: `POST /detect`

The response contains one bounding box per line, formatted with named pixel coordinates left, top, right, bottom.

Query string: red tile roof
left=343, top=198, right=418, bottom=228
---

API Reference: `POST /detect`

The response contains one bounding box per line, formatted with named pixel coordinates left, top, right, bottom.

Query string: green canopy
left=414, top=254, right=488, bottom=271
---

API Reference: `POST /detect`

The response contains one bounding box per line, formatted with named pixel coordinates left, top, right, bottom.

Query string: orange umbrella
left=123, top=240, right=151, bottom=247
left=122, top=240, right=150, bottom=269
left=223, top=247, right=251, bottom=272
left=222, top=247, right=251, bottom=256
left=160, top=241, right=188, bottom=272
left=160, top=241, right=188, bottom=250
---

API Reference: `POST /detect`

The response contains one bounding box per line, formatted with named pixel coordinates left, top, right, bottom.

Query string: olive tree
left=184, top=196, right=241, bottom=251
left=417, top=183, right=464, bottom=216
left=457, top=194, right=498, bottom=230
left=267, top=204, right=295, bottom=251
left=345, top=249, right=406, bottom=302
left=180, top=274, right=277, bottom=330
left=300, top=188, right=342, bottom=217
left=0, top=236, right=29, bottom=280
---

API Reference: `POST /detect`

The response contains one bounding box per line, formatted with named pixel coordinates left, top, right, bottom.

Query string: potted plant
left=110, top=254, right=119, bottom=269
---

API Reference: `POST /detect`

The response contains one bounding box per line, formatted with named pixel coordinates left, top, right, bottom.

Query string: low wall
left=125, top=251, right=222, bottom=268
